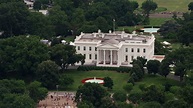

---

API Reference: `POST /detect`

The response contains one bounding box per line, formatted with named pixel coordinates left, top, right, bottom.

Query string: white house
left=74, top=30, right=155, bottom=67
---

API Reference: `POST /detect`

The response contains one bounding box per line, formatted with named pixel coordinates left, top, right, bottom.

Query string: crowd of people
left=38, top=92, right=77, bottom=108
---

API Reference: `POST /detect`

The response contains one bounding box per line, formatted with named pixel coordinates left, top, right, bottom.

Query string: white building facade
left=74, top=30, right=155, bottom=67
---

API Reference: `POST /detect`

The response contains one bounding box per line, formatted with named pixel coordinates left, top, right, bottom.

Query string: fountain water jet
left=81, top=77, right=104, bottom=84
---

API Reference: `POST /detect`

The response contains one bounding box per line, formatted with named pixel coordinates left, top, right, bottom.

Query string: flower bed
left=81, top=77, right=104, bottom=84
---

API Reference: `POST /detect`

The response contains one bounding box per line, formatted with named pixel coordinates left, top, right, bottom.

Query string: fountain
left=141, top=26, right=160, bottom=33
left=81, top=77, right=104, bottom=84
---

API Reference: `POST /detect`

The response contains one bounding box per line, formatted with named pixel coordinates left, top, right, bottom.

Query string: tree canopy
left=0, top=36, right=50, bottom=78
left=75, top=83, right=108, bottom=107
left=0, top=79, right=47, bottom=108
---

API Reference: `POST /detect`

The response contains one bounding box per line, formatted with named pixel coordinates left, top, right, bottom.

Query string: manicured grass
left=117, top=18, right=171, bottom=32
left=136, top=74, right=180, bottom=86
left=64, top=36, right=75, bottom=42
left=149, top=18, right=172, bottom=26
left=171, top=43, right=182, bottom=50
left=63, top=70, right=180, bottom=92
left=133, top=74, right=180, bottom=92
left=64, top=70, right=129, bottom=92
left=134, top=0, right=192, bottom=12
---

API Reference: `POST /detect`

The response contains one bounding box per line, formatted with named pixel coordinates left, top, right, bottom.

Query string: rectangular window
left=125, top=48, right=128, bottom=52
left=131, top=48, right=134, bottom=52
left=125, top=55, right=128, bottom=61
left=95, top=54, right=97, bottom=60
left=131, top=56, right=134, bottom=60
left=137, top=48, right=140, bottom=53
left=84, top=54, right=86, bottom=59
left=78, top=46, right=80, bottom=50
left=84, top=46, right=86, bottom=51
left=89, top=54, right=92, bottom=59
left=95, top=47, right=97, bottom=51
left=143, top=48, right=146, bottom=53
left=89, top=47, right=92, bottom=51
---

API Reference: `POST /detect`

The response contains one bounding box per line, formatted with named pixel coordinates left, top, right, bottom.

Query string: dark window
left=143, top=48, right=146, bottom=53
left=125, top=55, right=128, bottom=61
left=95, top=54, right=97, bottom=59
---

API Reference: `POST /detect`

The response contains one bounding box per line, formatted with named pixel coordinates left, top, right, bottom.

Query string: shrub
left=170, top=86, right=181, bottom=94
left=113, top=91, right=127, bottom=102
left=139, top=83, right=147, bottom=91
left=77, top=66, right=131, bottom=73
left=123, top=83, right=133, bottom=93
left=128, top=91, right=143, bottom=104
left=142, top=101, right=162, bottom=108
left=127, top=77, right=135, bottom=86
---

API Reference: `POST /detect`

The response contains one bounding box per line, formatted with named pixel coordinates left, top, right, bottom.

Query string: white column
left=117, top=50, right=119, bottom=65
left=97, top=49, right=99, bottom=65
left=103, top=50, right=105, bottom=64
left=110, top=50, right=113, bottom=65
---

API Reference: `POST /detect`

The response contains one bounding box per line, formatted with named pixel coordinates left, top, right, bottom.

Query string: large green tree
left=0, top=79, right=46, bottom=108
left=130, top=64, right=143, bottom=81
left=75, top=83, right=108, bottom=107
left=141, top=0, right=157, bottom=24
left=113, top=91, right=127, bottom=102
left=142, top=101, right=162, bottom=108
left=159, top=59, right=170, bottom=77
left=48, top=5, right=69, bottom=36
left=147, top=60, right=161, bottom=75
left=188, top=2, right=193, bottom=11
left=36, top=60, right=60, bottom=89
left=163, top=99, right=188, bottom=108
left=103, top=77, right=114, bottom=90
left=159, top=20, right=181, bottom=39
left=0, top=2, right=30, bottom=37
left=0, top=36, right=50, bottom=78
left=142, top=85, right=165, bottom=104
left=50, top=44, right=84, bottom=70
left=27, top=81, right=48, bottom=103
left=27, top=12, right=55, bottom=39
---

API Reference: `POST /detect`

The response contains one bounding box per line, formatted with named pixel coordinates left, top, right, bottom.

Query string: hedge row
left=77, top=66, right=131, bottom=73
left=143, top=25, right=160, bottom=28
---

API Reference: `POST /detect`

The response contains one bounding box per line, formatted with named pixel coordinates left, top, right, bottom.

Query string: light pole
left=56, top=84, right=59, bottom=107
left=56, top=85, right=59, bottom=97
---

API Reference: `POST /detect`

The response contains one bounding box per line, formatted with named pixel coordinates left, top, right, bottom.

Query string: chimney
left=130, top=35, right=133, bottom=39
left=98, top=29, right=101, bottom=33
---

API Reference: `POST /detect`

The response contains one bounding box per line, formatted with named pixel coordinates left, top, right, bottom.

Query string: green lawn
left=64, top=70, right=129, bottom=92
left=64, top=36, right=75, bottom=42
left=134, top=0, right=192, bottom=12
left=133, top=74, right=181, bottom=92
left=118, top=18, right=172, bottom=32
left=63, top=70, right=180, bottom=92
left=149, top=18, right=172, bottom=26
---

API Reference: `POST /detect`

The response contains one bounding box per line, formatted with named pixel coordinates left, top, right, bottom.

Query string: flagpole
left=113, top=19, right=115, bottom=33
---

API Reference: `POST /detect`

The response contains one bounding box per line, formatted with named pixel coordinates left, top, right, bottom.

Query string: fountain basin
left=141, top=27, right=160, bottom=33
left=81, top=77, right=104, bottom=84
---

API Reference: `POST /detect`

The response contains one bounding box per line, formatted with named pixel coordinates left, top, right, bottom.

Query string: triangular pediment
left=97, top=43, right=119, bottom=49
